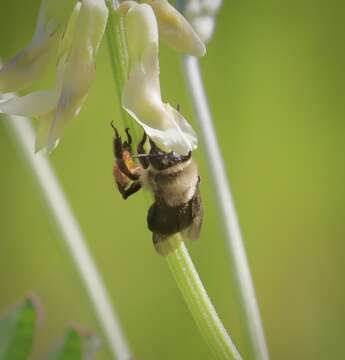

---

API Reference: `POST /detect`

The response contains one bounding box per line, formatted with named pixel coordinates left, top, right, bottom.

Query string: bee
left=111, top=123, right=203, bottom=255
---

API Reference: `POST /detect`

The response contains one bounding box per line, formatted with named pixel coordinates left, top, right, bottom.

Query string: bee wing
left=181, top=188, right=203, bottom=241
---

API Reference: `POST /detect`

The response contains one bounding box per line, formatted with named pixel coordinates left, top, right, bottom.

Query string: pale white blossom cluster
left=184, top=0, right=223, bottom=43
left=0, top=0, right=206, bottom=155
left=0, top=0, right=108, bottom=152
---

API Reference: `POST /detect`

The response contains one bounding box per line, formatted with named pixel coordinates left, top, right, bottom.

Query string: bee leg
left=137, top=132, right=149, bottom=169
left=111, top=123, right=139, bottom=181
left=124, top=128, right=132, bottom=149
left=117, top=180, right=142, bottom=200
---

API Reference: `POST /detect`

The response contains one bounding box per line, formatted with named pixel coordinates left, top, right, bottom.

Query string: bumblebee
left=111, top=124, right=203, bottom=255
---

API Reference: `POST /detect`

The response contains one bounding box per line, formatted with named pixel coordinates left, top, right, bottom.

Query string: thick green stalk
left=167, top=235, right=242, bottom=360
left=104, top=2, right=242, bottom=359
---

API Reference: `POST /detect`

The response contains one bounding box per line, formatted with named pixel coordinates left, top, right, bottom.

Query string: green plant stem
left=176, top=3, right=269, bottom=359
left=182, top=56, right=269, bottom=360
left=167, top=235, right=242, bottom=360
left=104, top=3, right=242, bottom=359
left=105, top=0, right=132, bottom=131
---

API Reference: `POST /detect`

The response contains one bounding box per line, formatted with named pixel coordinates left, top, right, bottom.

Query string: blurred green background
left=1, top=0, right=345, bottom=359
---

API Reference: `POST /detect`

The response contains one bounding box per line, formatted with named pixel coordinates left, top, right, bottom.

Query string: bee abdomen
left=147, top=200, right=193, bottom=236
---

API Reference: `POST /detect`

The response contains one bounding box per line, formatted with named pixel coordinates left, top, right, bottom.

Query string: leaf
left=46, top=327, right=100, bottom=360
left=0, top=298, right=37, bottom=360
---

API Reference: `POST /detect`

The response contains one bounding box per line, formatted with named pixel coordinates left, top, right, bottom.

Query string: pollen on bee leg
left=113, top=145, right=142, bottom=190
left=122, top=148, right=137, bottom=172
left=122, top=149, right=143, bottom=177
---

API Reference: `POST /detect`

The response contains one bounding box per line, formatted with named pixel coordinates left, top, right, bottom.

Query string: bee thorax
left=144, top=159, right=199, bottom=207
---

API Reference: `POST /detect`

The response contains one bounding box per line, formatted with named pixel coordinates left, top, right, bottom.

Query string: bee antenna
left=110, top=121, right=120, bottom=136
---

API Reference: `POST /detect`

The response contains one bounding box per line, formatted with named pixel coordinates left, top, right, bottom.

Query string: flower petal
left=128, top=102, right=197, bottom=155
left=143, top=0, right=206, bottom=57
left=57, top=1, right=82, bottom=64
left=164, top=103, right=198, bottom=152
left=0, top=33, right=57, bottom=93
left=0, top=91, right=58, bottom=117
left=121, top=2, right=159, bottom=70
left=122, top=42, right=197, bottom=154
left=45, top=0, right=108, bottom=151
left=35, top=0, right=78, bottom=35
left=0, top=0, right=78, bottom=93
left=35, top=113, right=58, bottom=153
left=122, top=46, right=169, bottom=135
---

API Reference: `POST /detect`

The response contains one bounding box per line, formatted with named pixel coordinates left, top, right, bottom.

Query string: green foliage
left=47, top=329, right=82, bottom=360
left=0, top=299, right=98, bottom=360
left=0, top=298, right=36, bottom=360
left=46, top=328, right=99, bottom=360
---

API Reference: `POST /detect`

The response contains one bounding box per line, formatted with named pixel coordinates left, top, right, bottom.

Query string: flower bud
left=143, top=0, right=206, bottom=57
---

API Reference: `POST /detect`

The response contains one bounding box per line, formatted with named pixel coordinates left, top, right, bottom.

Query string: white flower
left=1, top=0, right=205, bottom=154
left=0, top=0, right=108, bottom=152
left=120, top=2, right=198, bottom=155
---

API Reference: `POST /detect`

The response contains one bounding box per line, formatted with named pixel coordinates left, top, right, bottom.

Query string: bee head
left=149, top=139, right=191, bottom=171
